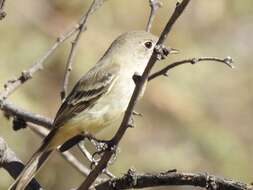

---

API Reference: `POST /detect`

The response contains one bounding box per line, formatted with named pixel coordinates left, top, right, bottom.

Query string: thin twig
left=0, top=0, right=6, bottom=20
left=0, top=137, right=42, bottom=190
left=78, top=143, right=94, bottom=163
left=77, top=1, right=191, bottom=189
left=61, top=0, right=106, bottom=100
left=148, top=56, right=234, bottom=81
left=0, top=28, right=76, bottom=100
left=146, top=0, right=162, bottom=32
left=95, top=169, right=253, bottom=190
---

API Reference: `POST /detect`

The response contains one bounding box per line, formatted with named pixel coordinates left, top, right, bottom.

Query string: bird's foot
left=90, top=139, right=119, bottom=168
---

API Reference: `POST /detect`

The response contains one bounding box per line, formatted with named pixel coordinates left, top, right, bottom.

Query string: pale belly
left=47, top=77, right=136, bottom=149
left=47, top=100, right=126, bottom=149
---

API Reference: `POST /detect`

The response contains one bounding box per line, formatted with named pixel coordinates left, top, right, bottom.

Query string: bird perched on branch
left=9, top=31, right=177, bottom=190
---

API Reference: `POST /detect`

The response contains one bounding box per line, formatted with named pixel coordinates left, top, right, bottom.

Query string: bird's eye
left=144, top=41, right=153, bottom=49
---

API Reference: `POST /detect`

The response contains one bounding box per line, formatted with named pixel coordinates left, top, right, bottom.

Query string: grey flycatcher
left=9, top=31, right=176, bottom=190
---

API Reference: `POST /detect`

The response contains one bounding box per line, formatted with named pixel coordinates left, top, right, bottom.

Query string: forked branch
left=0, top=0, right=105, bottom=100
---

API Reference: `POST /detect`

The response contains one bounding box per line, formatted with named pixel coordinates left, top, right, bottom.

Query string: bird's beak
left=154, top=45, right=179, bottom=60
left=168, top=47, right=180, bottom=54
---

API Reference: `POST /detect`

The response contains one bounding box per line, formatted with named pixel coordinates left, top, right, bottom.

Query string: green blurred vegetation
left=1, top=0, right=253, bottom=189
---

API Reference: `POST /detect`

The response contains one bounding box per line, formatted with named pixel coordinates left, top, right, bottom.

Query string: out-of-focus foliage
left=0, top=0, right=253, bottom=189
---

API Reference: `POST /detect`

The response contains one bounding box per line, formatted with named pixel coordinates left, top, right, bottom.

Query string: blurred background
left=1, top=0, right=253, bottom=189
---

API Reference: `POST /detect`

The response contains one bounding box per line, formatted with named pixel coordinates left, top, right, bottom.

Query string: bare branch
left=0, top=137, right=42, bottom=190
left=148, top=56, right=234, bottom=81
left=146, top=0, right=162, bottom=32
left=95, top=169, right=253, bottom=190
left=0, top=100, right=52, bottom=128
left=61, top=0, right=107, bottom=100
left=0, top=0, right=6, bottom=20
left=77, top=1, right=191, bottom=189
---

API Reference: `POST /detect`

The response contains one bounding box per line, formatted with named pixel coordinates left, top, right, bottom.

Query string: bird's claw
left=90, top=139, right=118, bottom=168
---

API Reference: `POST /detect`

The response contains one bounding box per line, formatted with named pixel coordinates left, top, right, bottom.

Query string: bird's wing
left=53, top=63, right=120, bottom=127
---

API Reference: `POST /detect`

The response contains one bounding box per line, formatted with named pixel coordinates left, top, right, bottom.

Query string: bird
left=9, top=31, right=175, bottom=190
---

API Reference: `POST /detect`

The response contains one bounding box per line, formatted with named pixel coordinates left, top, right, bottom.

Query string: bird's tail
left=8, top=143, right=54, bottom=190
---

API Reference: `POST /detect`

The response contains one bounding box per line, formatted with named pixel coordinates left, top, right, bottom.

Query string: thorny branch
left=0, top=137, right=42, bottom=190
left=0, top=0, right=6, bottom=20
left=148, top=56, right=234, bottom=81
left=77, top=0, right=191, bottom=189
left=95, top=169, right=253, bottom=190
left=146, top=0, right=162, bottom=32
left=61, top=0, right=106, bottom=101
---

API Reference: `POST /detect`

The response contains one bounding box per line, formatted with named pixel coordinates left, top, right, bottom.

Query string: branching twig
left=0, top=28, right=76, bottom=100
left=0, top=137, right=42, bottom=190
left=148, top=56, right=234, bottom=81
left=0, top=0, right=6, bottom=20
left=77, top=1, right=191, bottom=189
left=94, top=169, right=253, bottom=190
left=146, top=0, right=162, bottom=32
left=0, top=1, right=104, bottom=100
left=61, top=0, right=106, bottom=100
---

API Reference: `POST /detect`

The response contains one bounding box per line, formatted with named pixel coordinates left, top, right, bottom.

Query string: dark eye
left=144, top=41, right=153, bottom=49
